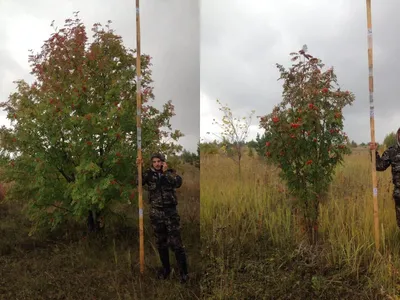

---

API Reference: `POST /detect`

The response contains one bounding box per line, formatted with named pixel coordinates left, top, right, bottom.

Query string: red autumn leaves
left=0, top=15, right=186, bottom=231
left=263, top=101, right=346, bottom=161
left=258, top=50, right=355, bottom=242
left=107, top=177, right=135, bottom=200
left=290, top=123, right=300, bottom=129
left=87, top=50, right=98, bottom=62
left=318, top=88, right=350, bottom=97
left=309, top=87, right=350, bottom=98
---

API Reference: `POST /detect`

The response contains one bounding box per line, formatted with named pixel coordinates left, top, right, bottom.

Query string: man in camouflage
left=138, top=153, right=189, bottom=283
left=371, top=127, right=400, bottom=228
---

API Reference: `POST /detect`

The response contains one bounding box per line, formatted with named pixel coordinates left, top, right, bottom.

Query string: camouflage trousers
left=149, top=206, right=186, bottom=254
left=394, top=188, right=400, bottom=228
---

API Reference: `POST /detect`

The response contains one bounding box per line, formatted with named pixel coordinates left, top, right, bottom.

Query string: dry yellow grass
left=201, top=147, right=400, bottom=299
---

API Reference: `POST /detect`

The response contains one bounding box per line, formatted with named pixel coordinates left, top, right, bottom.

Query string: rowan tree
left=259, top=46, right=355, bottom=244
left=0, top=14, right=183, bottom=234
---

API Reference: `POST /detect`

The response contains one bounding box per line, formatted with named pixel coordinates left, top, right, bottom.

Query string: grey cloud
left=0, top=0, right=199, bottom=152
left=201, top=0, right=400, bottom=143
left=0, top=50, right=28, bottom=118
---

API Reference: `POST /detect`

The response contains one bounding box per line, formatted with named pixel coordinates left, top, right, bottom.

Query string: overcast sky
left=0, top=0, right=199, bottom=153
left=201, top=0, right=400, bottom=144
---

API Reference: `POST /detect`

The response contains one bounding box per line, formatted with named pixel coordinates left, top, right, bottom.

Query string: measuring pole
left=366, top=0, right=380, bottom=252
left=136, top=0, right=145, bottom=273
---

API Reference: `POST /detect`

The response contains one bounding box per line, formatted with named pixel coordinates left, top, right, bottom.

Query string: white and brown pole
left=136, top=0, right=145, bottom=273
left=366, top=0, right=380, bottom=251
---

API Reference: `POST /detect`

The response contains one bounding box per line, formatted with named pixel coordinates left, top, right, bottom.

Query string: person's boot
left=175, top=250, right=189, bottom=284
left=157, top=248, right=171, bottom=279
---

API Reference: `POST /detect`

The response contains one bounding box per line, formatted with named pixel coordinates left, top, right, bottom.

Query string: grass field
left=201, top=147, right=400, bottom=299
left=4, top=147, right=400, bottom=299
left=0, top=163, right=200, bottom=299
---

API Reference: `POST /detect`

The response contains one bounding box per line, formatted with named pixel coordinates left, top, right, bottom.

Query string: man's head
left=151, top=153, right=165, bottom=170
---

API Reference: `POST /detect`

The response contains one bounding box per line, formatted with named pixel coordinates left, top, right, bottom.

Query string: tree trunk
left=303, top=193, right=320, bottom=245
left=307, top=221, right=318, bottom=245
left=87, top=210, right=104, bottom=235
left=238, top=154, right=242, bottom=176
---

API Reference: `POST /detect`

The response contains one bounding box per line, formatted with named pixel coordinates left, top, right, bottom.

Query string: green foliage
left=180, top=149, right=199, bottom=168
left=246, top=139, right=257, bottom=149
left=384, top=131, right=397, bottom=148
left=164, top=153, right=183, bottom=173
left=0, top=14, right=183, bottom=232
left=199, top=141, right=220, bottom=155
left=254, top=132, right=269, bottom=159
left=259, top=47, right=355, bottom=243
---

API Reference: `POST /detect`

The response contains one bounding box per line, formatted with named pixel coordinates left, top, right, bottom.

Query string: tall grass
left=201, top=148, right=400, bottom=299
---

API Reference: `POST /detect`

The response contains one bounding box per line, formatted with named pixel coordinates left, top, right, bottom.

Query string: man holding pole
left=137, top=153, right=189, bottom=283
left=370, top=127, right=400, bottom=228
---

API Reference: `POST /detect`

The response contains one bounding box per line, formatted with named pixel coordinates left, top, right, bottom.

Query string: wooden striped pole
left=136, top=0, right=145, bottom=273
left=366, top=0, right=380, bottom=251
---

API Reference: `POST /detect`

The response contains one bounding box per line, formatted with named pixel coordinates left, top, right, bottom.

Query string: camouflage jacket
left=141, top=168, right=183, bottom=209
left=376, top=144, right=400, bottom=186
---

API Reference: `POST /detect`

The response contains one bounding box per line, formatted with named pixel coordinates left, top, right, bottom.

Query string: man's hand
left=369, top=142, right=378, bottom=150
left=162, top=162, right=168, bottom=173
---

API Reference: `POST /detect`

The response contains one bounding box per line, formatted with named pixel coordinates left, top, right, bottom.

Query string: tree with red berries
left=0, top=14, right=183, bottom=234
left=259, top=46, right=355, bottom=244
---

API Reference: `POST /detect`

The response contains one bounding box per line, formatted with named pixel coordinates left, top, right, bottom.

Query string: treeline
left=173, top=143, right=200, bottom=168
left=200, top=129, right=398, bottom=157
